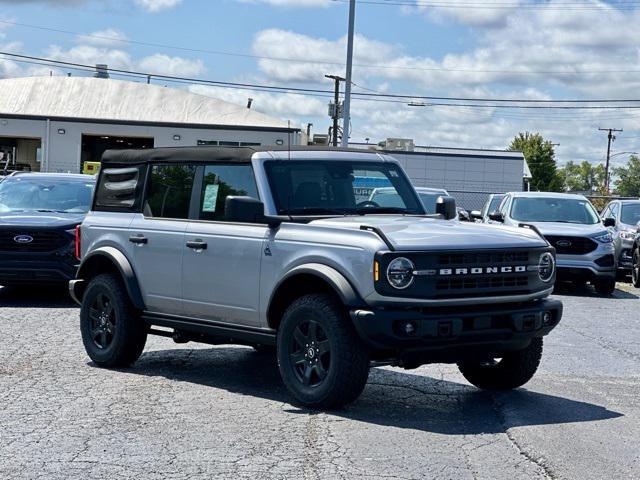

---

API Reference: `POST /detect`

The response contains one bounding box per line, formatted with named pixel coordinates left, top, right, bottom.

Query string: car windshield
left=265, top=160, right=423, bottom=215
left=418, top=192, right=448, bottom=214
left=511, top=197, right=600, bottom=224
left=0, top=176, right=95, bottom=213
left=620, top=203, right=640, bottom=226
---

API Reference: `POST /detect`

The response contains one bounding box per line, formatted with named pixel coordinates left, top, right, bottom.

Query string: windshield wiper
left=355, top=207, right=411, bottom=215
left=286, top=207, right=347, bottom=215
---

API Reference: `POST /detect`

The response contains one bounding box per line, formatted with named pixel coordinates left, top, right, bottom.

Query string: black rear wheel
left=632, top=248, right=640, bottom=288
left=458, top=337, right=543, bottom=390
left=277, top=294, right=369, bottom=409
left=80, top=274, right=147, bottom=368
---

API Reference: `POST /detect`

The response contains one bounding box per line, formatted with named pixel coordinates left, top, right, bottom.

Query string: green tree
left=558, top=160, right=606, bottom=193
left=612, top=155, right=640, bottom=197
left=509, top=132, right=563, bottom=192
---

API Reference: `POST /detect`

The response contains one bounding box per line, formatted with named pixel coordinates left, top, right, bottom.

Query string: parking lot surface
left=1, top=284, right=638, bottom=480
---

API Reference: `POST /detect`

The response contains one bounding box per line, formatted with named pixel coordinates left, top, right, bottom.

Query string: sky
left=1, top=0, right=640, bottom=168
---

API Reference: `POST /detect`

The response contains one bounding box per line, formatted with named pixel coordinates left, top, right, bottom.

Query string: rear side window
left=198, top=164, right=258, bottom=221
left=145, top=164, right=196, bottom=219
left=94, top=166, right=145, bottom=211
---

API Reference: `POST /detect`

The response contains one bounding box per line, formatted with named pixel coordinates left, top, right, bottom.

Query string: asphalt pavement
left=0, top=283, right=638, bottom=479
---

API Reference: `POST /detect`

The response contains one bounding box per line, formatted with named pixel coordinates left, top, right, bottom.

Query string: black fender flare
left=272, top=263, right=363, bottom=308
left=74, top=247, right=145, bottom=310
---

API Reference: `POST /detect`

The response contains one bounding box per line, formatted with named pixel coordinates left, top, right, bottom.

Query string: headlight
left=386, top=257, right=415, bottom=289
left=620, top=231, right=637, bottom=240
left=538, top=252, right=555, bottom=283
left=594, top=233, right=613, bottom=244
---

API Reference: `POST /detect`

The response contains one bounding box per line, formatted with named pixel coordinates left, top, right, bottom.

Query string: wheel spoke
left=316, top=340, right=330, bottom=355
left=293, top=327, right=307, bottom=348
left=88, top=307, right=100, bottom=322
left=314, top=363, right=328, bottom=381
left=302, top=365, right=313, bottom=386
left=290, top=350, right=306, bottom=365
left=96, top=294, right=106, bottom=310
left=91, top=327, right=102, bottom=342
left=308, top=321, right=318, bottom=342
left=99, top=330, right=108, bottom=348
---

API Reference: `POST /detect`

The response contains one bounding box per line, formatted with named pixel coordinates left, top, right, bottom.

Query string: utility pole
left=325, top=74, right=345, bottom=147
left=599, top=127, right=623, bottom=192
left=341, top=0, right=356, bottom=147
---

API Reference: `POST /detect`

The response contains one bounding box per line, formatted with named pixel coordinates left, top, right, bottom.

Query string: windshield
left=265, top=161, right=423, bottom=215
left=0, top=177, right=96, bottom=213
left=620, top=203, right=640, bottom=226
left=418, top=192, right=448, bottom=214
left=511, top=197, right=600, bottom=224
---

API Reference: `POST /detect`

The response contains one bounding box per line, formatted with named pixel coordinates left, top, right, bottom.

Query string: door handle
left=129, top=235, right=148, bottom=245
left=186, top=240, right=208, bottom=250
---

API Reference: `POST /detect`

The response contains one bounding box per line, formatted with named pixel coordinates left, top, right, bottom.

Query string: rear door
left=182, top=163, right=267, bottom=327
left=129, top=163, right=197, bottom=315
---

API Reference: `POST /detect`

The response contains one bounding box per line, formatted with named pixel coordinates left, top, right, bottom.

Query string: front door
left=181, top=163, right=267, bottom=327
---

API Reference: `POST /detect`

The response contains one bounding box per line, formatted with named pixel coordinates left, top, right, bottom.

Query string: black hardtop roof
left=101, top=145, right=381, bottom=166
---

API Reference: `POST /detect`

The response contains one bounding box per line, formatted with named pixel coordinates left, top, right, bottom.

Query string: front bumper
left=350, top=297, right=562, bottom=364
left=0, top=258, right=78, bottom=285
left=556, top=245, right=616, bottom=281
left=617, top=238, right=635, bottom=270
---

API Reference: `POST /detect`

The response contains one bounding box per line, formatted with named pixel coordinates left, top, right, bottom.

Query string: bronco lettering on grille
left=413, top=266, right=528, bottom=276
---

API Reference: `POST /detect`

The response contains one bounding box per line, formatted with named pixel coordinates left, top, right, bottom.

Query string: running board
left=142, top=312, right=277, bottom=346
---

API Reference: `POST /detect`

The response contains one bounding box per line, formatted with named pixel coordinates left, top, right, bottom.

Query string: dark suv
left=0, top=173, right=95, bottom=288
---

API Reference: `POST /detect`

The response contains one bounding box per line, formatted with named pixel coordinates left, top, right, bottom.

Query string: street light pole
left=599, top=127, right=623, bottom=192
left=341, top=0, right=356, bottom=148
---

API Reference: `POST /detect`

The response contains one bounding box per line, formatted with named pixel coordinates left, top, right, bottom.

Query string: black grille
left=438, top=251, right=529, bottom=265
left=436, top=276, right=528, bottom=291
left=595, top=254, right=615, bottom=267
left=545, top=236, right=597, bottom=255
left=0, top=230, right=69, bottom=253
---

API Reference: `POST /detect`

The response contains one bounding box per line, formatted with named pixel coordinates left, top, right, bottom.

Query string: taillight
left=75, top=225, right=81, bottom=260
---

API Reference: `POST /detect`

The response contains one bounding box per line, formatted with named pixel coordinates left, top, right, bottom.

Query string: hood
left=0, top=210, right=85, bottom=229
left=310, top=215, right=547, bottom=251
left=524, top=221, right=607, bottom=238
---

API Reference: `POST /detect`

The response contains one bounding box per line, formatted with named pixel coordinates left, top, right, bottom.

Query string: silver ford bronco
left=70, top=146, right=562, bottom=409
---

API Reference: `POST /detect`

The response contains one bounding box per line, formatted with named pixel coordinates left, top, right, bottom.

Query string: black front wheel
left=594, top=277, right=616, bottom=296
left=80, top=274, right=147, bottom=368
left=632, top=248, right=640, bottom=288
left=277, top=294, right=369, bottom=409
left=458, top=337, right=543, bottom=390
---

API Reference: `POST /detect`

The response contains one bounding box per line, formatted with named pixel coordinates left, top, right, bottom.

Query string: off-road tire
left=594, top=278, right=616, bottom=296
left=632, top=247, right=640, bottom=288
left=80, top=273, right=147, bottom=368
left=277, top=294, right=370, bottom=409
left=457, top=337, right=543, bottom=390
left=252, top=344, right=276, bottom=354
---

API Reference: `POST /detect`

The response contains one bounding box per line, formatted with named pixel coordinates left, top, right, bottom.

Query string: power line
left=4, top=18, right=640, bottom=76
left=332, top=0, right=640, bottom=10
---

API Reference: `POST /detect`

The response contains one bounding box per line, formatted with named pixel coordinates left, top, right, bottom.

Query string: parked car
left=471, top=193, right=505, bottom=223
left=370, top=186, right=471, bottom=220
left=600, top=200, right=640, bottom=276
left=0, top=172, right=96, bottom=288
left=489, top=191, right=616, bottom=295
left=71, top=146, right=561, bottom=409
left=631, top=226, right=640, bottom=288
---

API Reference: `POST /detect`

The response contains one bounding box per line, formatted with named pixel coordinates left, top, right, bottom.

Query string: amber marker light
left=374, top=261, right=380, bottom=282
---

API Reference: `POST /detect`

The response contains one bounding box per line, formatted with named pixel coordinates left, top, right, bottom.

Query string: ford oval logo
left=556, top=239, right=572, bottom=247
left=13, top=235, right=34, bottom=244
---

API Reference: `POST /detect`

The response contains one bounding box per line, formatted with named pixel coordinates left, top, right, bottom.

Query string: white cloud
left=78, top=28, right=128, bottom=47
left=236, top=0, right=331, bottom=6
left=138, top=54, right=205, bottom=77
left=133, top=0, right=182, bottom=12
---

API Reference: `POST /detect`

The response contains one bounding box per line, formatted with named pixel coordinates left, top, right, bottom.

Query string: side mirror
left=457, top=208, right=471, bottom=222
left=470, top=210, right=482, bottom=220
left=225, top=196, right=281, bottom=227
left=436, top=196, right=457, bottom=220
left=603, top=217, right=616, bottom=228
left=488, top=211, right=504, bottom=222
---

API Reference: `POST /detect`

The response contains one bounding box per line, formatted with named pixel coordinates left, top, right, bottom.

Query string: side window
left=145, top=164, right=196, bottom=219
left=601, top=205, right=611, bottom=218
left=610, top=203, right=619, bottom=220
left=94, top=166, right=146, bottom=211
left=499, top=196, right=510, bottom=216
left=198, top=164, right=259, bottom=221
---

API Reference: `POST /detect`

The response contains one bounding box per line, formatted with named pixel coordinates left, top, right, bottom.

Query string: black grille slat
left=545, top=236, right=597, bottom=255
left=436, top=276, right=528, bottom=291
left=0, top=230, right=69, bottom=253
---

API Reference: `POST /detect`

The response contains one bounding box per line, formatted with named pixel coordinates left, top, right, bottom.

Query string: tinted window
left=199, top=164, right=258, bottom=221
left=145, top=164, right=196, bottom=219
left=94, top=166, right=144, bottom=211
left=0, top=176, right=95, bottom=213
left=265, top=161, right=422, bottom=215
left=610, top=203, right=620, bottom=219
left=621, top=204, right=640, bottom=225
left=510, top=197, right=599, bottom=224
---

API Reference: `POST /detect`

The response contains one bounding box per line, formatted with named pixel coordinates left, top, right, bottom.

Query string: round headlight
left=386, top=257, right=415, bottom=289
left=538, top=252, right=555, bottom=283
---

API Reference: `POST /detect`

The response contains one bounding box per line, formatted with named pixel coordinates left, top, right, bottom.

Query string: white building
left=351, top=141, right=531, bottom=210
left=0, top=76, right=300, bottom=173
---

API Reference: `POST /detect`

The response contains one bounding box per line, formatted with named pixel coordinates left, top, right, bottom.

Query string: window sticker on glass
left=202, top=184, right=219, bottom=212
